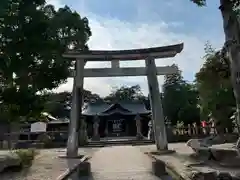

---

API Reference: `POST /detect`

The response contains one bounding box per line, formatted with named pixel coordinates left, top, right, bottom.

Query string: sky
left=48, top=0, right=224, bottom=97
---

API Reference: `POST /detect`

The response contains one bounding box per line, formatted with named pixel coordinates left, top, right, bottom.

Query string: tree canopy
left=0, top=0, right=91, bottom=122
left=191, top=0, right=240, bottom=7
left=195, top=44, right=235, bottom=129
left=42, top=85, right=150, bottom=118
left=43, top=89, right=101, bottom=118
left=162, top=65, right=200, bottom=125
left=104, top=85, right=146, bottom=102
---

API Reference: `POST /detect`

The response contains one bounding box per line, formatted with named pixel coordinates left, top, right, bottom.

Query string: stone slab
left=139, top=144, right=240, bottom=180
left=56, top=156, right=89, bottom=180
left=211, top=143, right=235, bottom=150
left=210, top=147, right=238, bottom=161
left=147, top=149, right=176, bottom=156
left=0, top=151, right=21, bottom=172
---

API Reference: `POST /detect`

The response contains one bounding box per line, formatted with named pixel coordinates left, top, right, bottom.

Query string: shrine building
left=82, top=101, right=151, bottom=137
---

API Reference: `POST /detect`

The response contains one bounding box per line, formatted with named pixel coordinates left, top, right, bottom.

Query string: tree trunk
left=9, top=123, right=20, bottom=149
left=219, top=0, right=240, bottom=147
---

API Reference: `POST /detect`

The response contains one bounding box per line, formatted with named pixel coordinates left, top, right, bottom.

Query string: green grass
left=12, top=148, right=39, bottom=167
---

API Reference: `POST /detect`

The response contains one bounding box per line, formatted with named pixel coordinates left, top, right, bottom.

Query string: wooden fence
left=170, top=124, right=239, bottom=136
left=0, top=124, right=239, bottom=149
left=166, top=124, right=239, bottom=142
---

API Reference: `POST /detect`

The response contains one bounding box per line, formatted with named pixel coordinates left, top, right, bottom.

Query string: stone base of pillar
left=104, top=128, right=108, bottom=137
left=92, top=135, right=100, bottom=141
left=59, top=154, right=84, bottom=159
left=79, top=132, right=88, bottom=146
left=136, top=133, right=144, bottom=140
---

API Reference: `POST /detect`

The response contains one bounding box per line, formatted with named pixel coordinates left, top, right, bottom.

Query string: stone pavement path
left=83, top=146, right=163, bottom=180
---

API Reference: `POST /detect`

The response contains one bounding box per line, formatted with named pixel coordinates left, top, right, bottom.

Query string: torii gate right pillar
left=145, top=57, right=168, bottom=150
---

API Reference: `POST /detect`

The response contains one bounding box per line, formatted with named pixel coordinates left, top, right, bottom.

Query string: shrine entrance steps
left=83, top=146, right=172, bottom=180
left=86, top=136, right=154, bottom=147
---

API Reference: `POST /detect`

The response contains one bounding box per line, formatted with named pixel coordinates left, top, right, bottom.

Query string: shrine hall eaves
left=82, top=101, right=150, bottom=116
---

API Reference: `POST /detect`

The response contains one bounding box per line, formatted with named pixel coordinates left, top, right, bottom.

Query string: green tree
left=177, top=83, right=200, bottom=125
left=83, top=89, right=102, bottom=102
left=162, top=65, right=200, bottom=125
left=191, top=0, right=240, bottom=7
left=43, top=91, right=71, bottom=118
left=0, top=0, right=91, bottom=122
left=43, top=90, right=102, bottom=118
left=104, top=85, right=146, bottom=102
left=195, top=44, right=235, bottom=131
left=191, top=0, right=240, bottom=139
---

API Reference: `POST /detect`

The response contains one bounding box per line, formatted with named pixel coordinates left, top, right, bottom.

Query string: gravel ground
left=0, top=147, right=99, bottom=180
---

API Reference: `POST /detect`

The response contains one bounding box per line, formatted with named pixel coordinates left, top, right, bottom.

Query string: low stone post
left=92, top=115, right=100, bottom=141
left=135, top=114, right=143, bottom=140
left=193, top=122, right=198, bottom=135
left=104, top=121, right=108, bottom=136
left=188, top=124, right=192, bottom=135
left=165, top=120, right=173, bottom=142
left=2, top=140, right=8, bottom=149
left=148, top=120, right=154, bottom=140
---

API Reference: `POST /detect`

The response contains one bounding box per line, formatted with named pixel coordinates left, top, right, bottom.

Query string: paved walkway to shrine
left=85, top=146, right=166, bottom=180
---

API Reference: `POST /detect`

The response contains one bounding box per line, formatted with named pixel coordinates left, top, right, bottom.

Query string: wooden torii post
left=63, top=43, right=184, bottom=157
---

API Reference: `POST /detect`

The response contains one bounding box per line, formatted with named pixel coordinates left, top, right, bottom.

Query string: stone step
left=88, top=140, right=154, bottom=144
left=85, top=142, right=154, bottom=147
left=86, top=171, right=162, bottom=180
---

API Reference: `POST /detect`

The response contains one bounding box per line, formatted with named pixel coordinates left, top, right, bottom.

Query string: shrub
left=37, top=133, right=52, bottom=148
left=12, top=148, right=39, bottom=167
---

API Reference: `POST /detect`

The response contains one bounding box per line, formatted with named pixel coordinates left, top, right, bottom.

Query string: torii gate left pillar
left=66, top=60, right=85, bottom=157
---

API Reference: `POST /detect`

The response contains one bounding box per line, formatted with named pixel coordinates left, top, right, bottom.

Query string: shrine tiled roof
left=82, top=101, right=150, bottom=116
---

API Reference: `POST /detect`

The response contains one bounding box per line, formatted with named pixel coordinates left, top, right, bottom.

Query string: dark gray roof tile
left=82, top=101, right=150, bottom=116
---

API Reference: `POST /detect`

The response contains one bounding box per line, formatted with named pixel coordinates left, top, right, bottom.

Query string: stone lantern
left=135, top=114, right=143, bottom=140
left=92, top=115, right=100, bottom=141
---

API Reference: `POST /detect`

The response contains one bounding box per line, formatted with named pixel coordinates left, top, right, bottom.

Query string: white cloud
left=51, top=1, right=223, bottom=97
left=46, top=0, right=64, bottom=9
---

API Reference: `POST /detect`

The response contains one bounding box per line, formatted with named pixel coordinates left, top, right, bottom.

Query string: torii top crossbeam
left=63, top=43, right=183, bottom=61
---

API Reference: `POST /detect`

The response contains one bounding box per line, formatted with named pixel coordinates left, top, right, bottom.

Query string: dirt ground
left=0, top=148, right=99, bottom=180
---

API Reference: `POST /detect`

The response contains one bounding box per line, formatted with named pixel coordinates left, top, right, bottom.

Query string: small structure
left=82, top=101, right=151, bottom=137
left=30, top=122, right=47, bottom=133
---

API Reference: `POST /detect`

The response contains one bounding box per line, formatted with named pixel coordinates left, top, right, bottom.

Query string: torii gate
left=63, top=43, right=183, bottom=157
